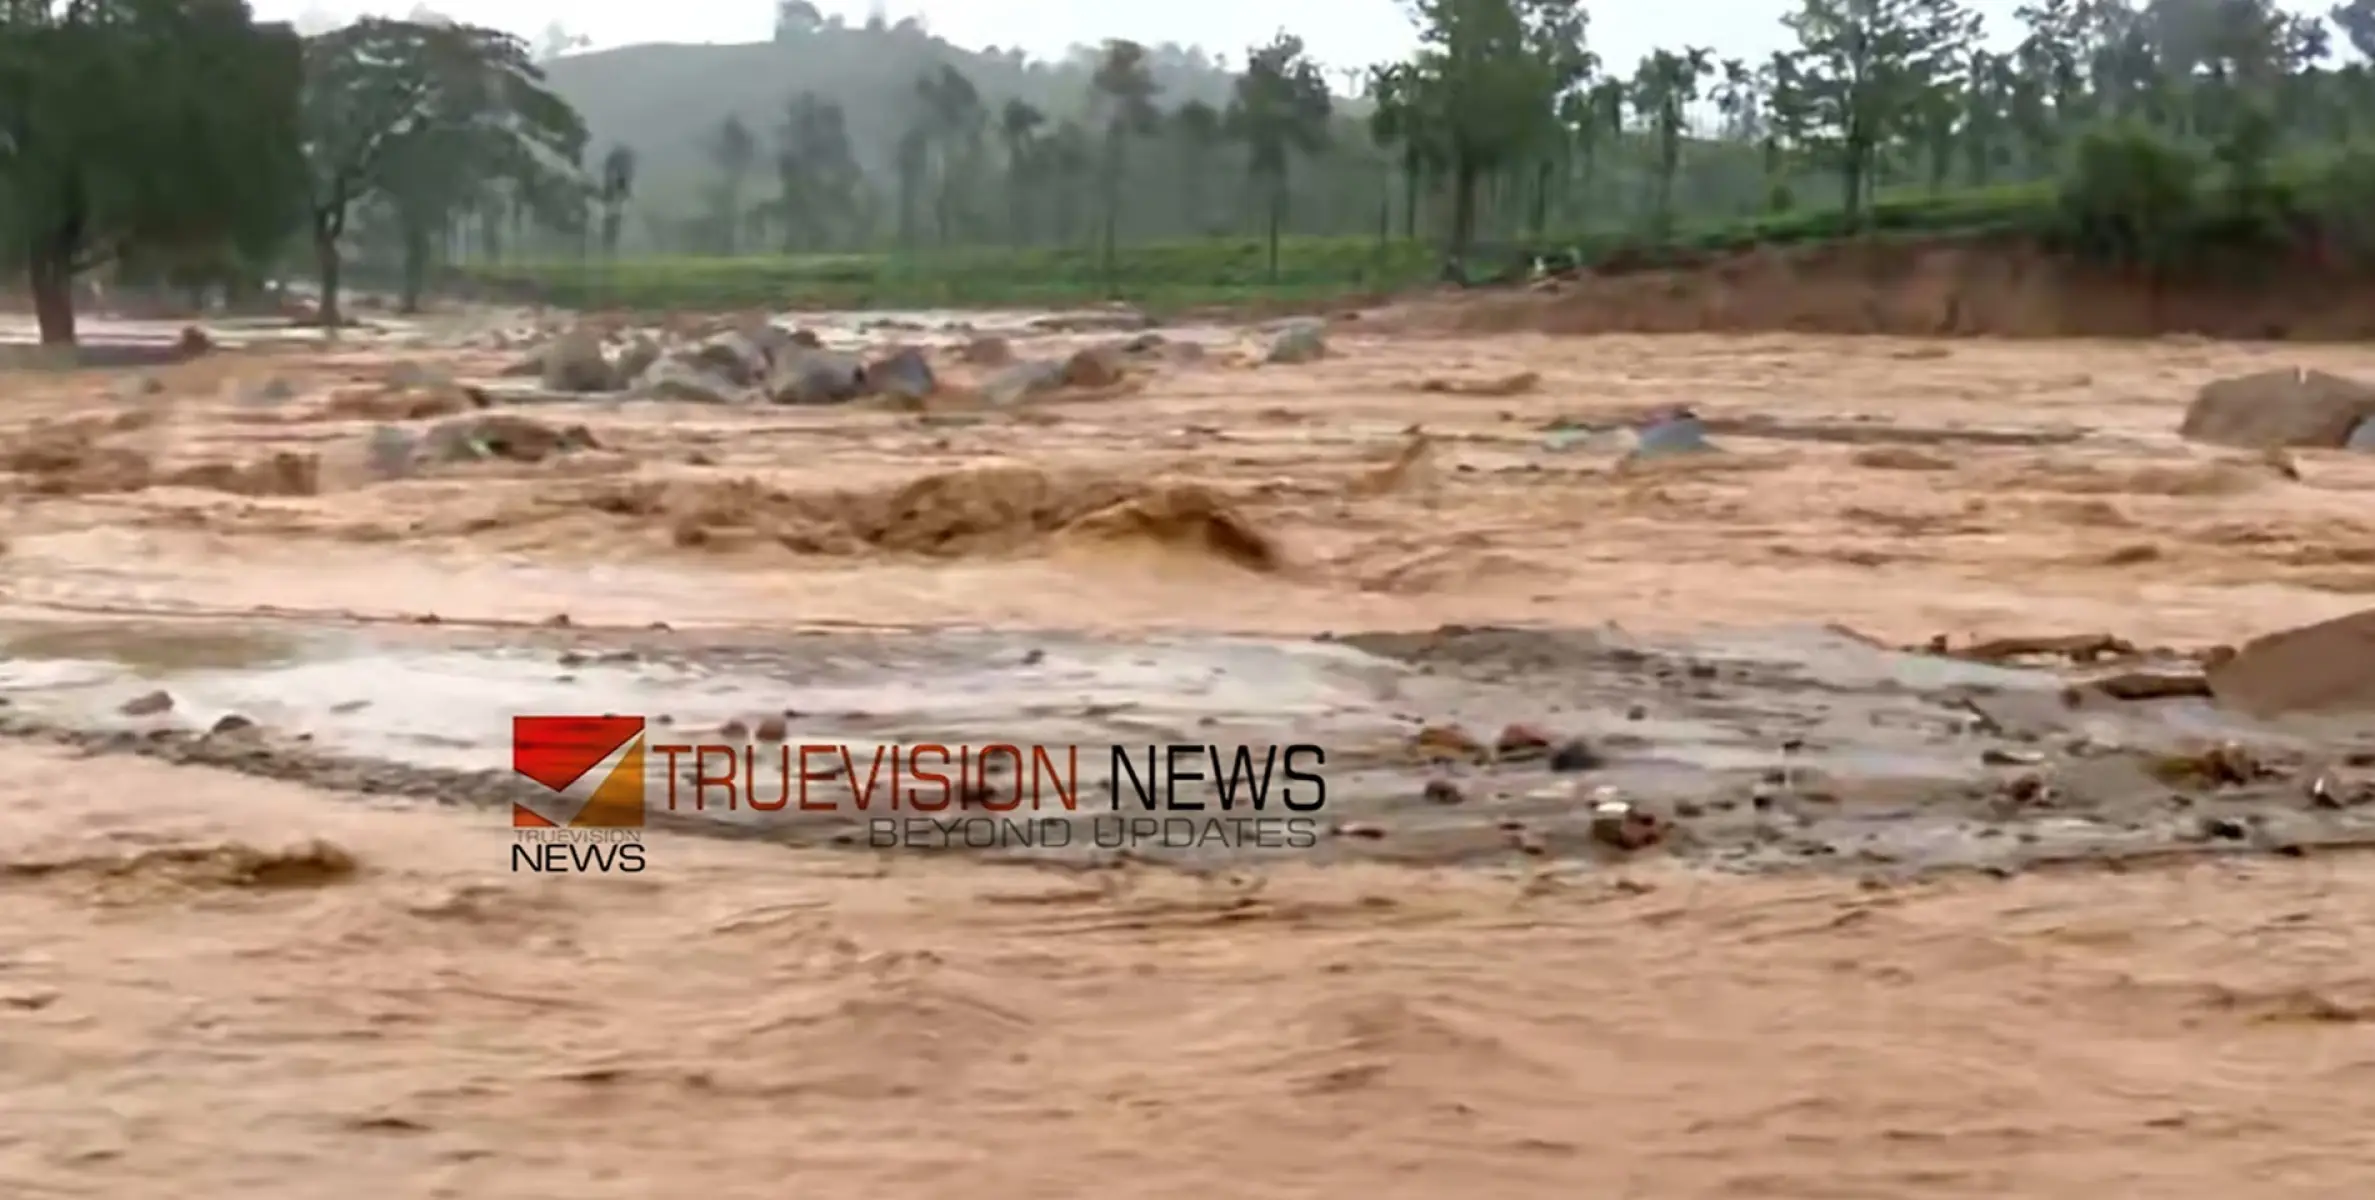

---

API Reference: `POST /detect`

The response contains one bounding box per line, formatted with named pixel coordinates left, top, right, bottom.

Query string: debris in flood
left=2080, top=670, right=2213, bottom=702
left=1422, top=778, right=1467, bottom=805
left=1588, top=796, right=1664, bottom=851
left=1412, top=371, right=1539, bottom=397
left=119, top=690, right=174, bottom=716
left=1547, top=738, right=1603, bottom=773
left=1945, top=632, right=2137, bottom=665
left=1493, top=723, right=1554, bottom=762
left=2148, top=742, right=2275, bottom=789
left=1411, top=724, right=1486, bottom=763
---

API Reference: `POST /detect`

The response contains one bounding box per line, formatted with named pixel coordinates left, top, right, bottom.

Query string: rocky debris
left=2207, top=607, right=2375, bottom=718
left=1588, top=796, right=1666, bottom=851
left=765, top=348, right=867, bottom=405
left=982, top=360, right=1067, bottom=407
left=1415, top=371, right=1540, bottom=397
left=1548, top=739, right=1604, bottom=772
left=421, top=414, right=597, bottom=465
left=688, top=330, right=772, bottom=387
left=633, top=359, right=747, bottom=406
left=120, top=689, right=174, bottom=716
left=1411, top=723, right=1487, bottom=763
left=864, top=345, right=936, bottom=401
left=1945, top=632, right=2136, bottom=665
left=176, top=326, right=215, bottom=356
left=1060, top=343, right=1128, bottom=388
left=1493, top=723, right=1554, bottom=761
left=615, top=334, right=663, bottom=383
left=364, top=425, right=421, bottom=478
left=958, top=335, right=1014, bottom=367
left=1263, top=319, right=1327, bottom=365
left=540, top=327, right=618, bottom=393
left=2179, top=368, right=2375, bottom=449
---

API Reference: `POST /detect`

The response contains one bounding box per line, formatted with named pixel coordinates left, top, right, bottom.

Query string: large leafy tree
left=1402, top=0, right=1588, bottom=260
left=1228, top=34, right=1333, bottom=281
left=300, top=17, right=584, bottom=325
left=0, top=0, right=304, bottom=346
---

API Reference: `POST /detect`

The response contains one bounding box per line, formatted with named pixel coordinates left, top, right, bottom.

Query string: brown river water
left=4, top=306, right=2375, bottom=1197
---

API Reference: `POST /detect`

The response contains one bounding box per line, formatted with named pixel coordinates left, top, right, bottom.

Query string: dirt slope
left=1398, top=237, right=2375, bottom=341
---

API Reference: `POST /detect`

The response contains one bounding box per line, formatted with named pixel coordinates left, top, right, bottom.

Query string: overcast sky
left=253, top=0, right=2349, bottom=79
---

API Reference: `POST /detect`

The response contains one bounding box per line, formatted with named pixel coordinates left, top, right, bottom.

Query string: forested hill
left=538, top=19, right=1254, bottom=229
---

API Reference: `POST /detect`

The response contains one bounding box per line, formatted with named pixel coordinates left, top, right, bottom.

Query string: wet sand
left=5, top=313, right=2375, bottom=1194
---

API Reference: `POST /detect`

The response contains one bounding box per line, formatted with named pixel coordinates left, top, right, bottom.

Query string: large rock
left=865, top=346, right=936, bottom=401
left=540, top=327, right=617, bottom=393
left=2207, top=607, right=2375, bottom=718
left=1264, top=319, right=1327, bottom=365
left=615, top=335, right=663, bottom=383
left=765, top=349, right=866, bottom=405
left=633, top=359, right=747, bottom=406
left=688, top=331, right=771, bottom=387
left=1060, top=344, right=1128, bottom=388
left=2179, top=368, right=2375, bottom=449
left=982, top=360, right=1066, bottom=407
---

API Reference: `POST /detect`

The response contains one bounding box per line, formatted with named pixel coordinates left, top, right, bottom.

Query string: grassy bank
left=455, top=138, right=2375, bottom=312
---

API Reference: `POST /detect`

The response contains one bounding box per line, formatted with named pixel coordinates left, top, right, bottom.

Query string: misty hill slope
left=540, top=25, right=1246, bottom=226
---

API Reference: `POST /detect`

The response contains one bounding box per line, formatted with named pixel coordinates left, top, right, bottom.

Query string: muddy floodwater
left=8, top=310, right=2375, bottom=1198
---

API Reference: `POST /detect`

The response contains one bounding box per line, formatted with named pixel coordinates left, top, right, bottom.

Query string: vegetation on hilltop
left=8, top=0, right=2375, bottom=341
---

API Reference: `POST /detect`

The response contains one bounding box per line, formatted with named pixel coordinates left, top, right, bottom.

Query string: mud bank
left=1405, top=236, right=2375, bottom=341
left=4, top=617, right=2373, bottom=875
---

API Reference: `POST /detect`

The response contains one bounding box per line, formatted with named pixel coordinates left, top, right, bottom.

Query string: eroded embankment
left=1400, top=236, right=2375, bottom=341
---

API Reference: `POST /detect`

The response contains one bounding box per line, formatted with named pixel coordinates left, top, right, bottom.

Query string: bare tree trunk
left=28, top=252, right=77, bottom=347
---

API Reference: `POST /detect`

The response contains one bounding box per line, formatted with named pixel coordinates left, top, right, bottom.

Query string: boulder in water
left=2179, top=368, right=2375, bottom=449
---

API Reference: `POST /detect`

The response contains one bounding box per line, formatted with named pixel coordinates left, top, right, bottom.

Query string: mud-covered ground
left=8, top=304, right=2375, bottom=1198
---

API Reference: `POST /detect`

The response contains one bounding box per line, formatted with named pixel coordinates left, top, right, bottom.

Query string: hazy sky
left=253, top=0, right=2349, bottom=79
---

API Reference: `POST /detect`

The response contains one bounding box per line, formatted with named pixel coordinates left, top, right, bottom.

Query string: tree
left=915, top=65, right=985, bottom=245
left=1779, top=0, right=1979, bottom=224
left=596, top=144, right=636, bottom=256
left=1089, top=39, right=1163, bottom=290
left=1401, top=0, right=1587, bottom=261
left=1228, top=33, right=1333, bottom=281
left=772, top=93, right=858, bottom=251
left=998, top=99, right=1048, bottom=241
left=1366, top=61, right=1440, bottom=241
left=773, top=0, right=822, bottom=42
left=704, top=115, right=756, bottom=252
left=1628, top=48, right=1712, bottom=232
left=1169, top=100, right=1224, bottom=235
left=0, top=0, right=305, bottom=346
left=301, top=18, right=583, bottom=326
